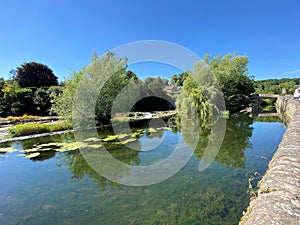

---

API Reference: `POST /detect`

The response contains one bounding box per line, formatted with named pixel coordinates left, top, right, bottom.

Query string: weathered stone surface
left=241, top=97, right=300, bottom=225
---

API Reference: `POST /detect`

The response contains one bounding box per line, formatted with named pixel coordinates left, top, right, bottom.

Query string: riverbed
left=0, top=115, right=285, bottom=225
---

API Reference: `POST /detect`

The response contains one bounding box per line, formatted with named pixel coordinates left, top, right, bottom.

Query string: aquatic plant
left=8, top=122, right=72, bottom=137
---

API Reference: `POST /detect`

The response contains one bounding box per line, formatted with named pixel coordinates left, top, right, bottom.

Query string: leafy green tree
left=176, top=75, right=212, bottom=131
left=51, top=70, right=83, bottom=121
left=34, top=86, right=63, bottom=115
left=16, top=62, right=58, bottom=88
left=205, top=53, right=255, bottom=113
left=52, top=52, right=134, bottom=124
left=95, top=68, right=132, bottom=123
left=10, top=88, right=35, bottom=116
left=0, top=81, right=19, bottom=116
left=176, top=53, right=254, bottom=117
left=0, top=76, right=61, bottom=117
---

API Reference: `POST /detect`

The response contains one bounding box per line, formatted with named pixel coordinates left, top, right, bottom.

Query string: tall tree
left=176, top=53, right=254, bottom=117
left=206, top=53, right=255, bottom=113
left=16, top=62, right=58, bottom=88
left=52, top=52, right=134, bottom=124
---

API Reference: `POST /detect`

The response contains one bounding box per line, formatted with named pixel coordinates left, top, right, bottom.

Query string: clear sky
left=0, top=0, right=299, bottom=81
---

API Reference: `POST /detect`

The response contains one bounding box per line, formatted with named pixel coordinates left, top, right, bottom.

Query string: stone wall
left=276, top=96, right=299, bottom=119
left=240, top=97, right=300, bottom=225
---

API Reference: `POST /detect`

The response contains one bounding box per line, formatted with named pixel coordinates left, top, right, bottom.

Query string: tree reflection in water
left=176, top=114, right=254, bottom=169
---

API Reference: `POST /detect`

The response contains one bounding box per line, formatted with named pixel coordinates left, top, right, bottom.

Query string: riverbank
left=0, top=112, right=176, bottom=144
left=240, top=96, right=300, bottom=224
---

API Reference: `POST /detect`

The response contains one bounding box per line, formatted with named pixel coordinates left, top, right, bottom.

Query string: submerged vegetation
left=0, top=115, right=285, bottom=225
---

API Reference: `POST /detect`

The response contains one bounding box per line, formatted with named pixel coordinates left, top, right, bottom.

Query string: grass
left=7, top=115, right=39, bottom=121
left=8, top=122, right=72, bottom=137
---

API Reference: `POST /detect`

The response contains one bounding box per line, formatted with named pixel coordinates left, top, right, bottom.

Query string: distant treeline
left=255, top=78, right=300, bottom=94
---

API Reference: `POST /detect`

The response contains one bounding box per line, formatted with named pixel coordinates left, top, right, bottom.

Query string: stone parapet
left=240, top=97, right=300, bottom=225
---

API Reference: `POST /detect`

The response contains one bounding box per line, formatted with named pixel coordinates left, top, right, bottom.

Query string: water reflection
left=56, top=151, right=122, bottom=190
left=52, top=114, right=255, bottom=188
left=0, top=115, right=286, bottom=225
left=0, top=115, right=256, bottom=177
left=176, top=114, right=254, bottom=169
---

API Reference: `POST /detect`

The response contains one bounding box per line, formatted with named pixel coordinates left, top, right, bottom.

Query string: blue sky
left=0, top=0, right=299, bottom=81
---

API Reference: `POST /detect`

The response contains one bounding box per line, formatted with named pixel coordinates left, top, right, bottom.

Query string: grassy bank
left=8, top=122, right=72, bottom=138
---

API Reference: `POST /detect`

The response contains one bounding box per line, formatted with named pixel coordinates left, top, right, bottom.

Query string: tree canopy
left=51, top=52, right=135, bottom=124
left=171, top=72, right=189, bottom=86
left=205, top=53, right=255, bottom=113
left=255, top=78, right=300, bottom=94
left=16, top=62, right=58, bottom=88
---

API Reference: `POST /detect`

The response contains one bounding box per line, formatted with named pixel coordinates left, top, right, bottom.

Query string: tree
left=171, top=72, right=189, bottom=86
left=126, top=70, right=138, bottom=80
left=52, top=52, right=134, bottom=124
left=34, top=86, right=63, bottom=115
left=16, top=62, right=58, bottom=88
left=255, top=78, right=299, bottom=94
left=0, top=77, right=4, bottom=89
left=1, top=84, right=35, bottom=116
left=176, top=75, right=212, bottom=131
left=205, top=53, right=255, bottom=113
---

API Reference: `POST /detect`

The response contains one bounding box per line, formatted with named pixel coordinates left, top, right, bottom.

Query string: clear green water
left=0, top=115, right=285, bottom=225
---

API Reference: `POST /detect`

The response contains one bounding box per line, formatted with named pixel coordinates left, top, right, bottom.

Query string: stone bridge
left=252, top=94, right=280, bottom=115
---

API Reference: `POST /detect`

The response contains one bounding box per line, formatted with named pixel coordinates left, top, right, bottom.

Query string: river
left=0, top=115, right=285, bottom=225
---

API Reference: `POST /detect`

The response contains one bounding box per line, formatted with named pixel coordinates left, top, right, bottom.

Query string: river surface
left=0, top=115, right=286, bottom=225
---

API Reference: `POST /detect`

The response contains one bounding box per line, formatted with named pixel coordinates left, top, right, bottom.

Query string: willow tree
left=176, top=53, right=254, bottom=118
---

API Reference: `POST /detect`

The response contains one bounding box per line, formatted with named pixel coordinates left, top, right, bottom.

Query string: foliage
left=34, top=86, right=63, bottom=115
left=0, top=77, right=5, bottom=115
left=176, top=75, right=212, bottom=131
left=0, top=84, right=35, bottom=116
left=144, top=76, right=169, bottom=92
left=15, top=62, right=58, bottom=88
left=0, top=77, right=4, bottom=89
left=0, top=77, right=61, bottom=117
left=52, top=52, right=136, bottom=125
left=206, top=53, right=255, bottom=113
left=95, top=67, right=132, bottom=123
left=6, top=115, right=39, bottom=121
left=175, top=53, right=254, bottom=116
left=8, top=122, right=71, bottom=137
left=126, top=70, right=138, bottom=80
left=255, top=78, right=300, bottom=94
left=171, top=72, right=190, bottom=86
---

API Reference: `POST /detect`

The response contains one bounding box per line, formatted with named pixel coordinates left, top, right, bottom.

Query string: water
left=0, top=115, right=286, bottom=225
